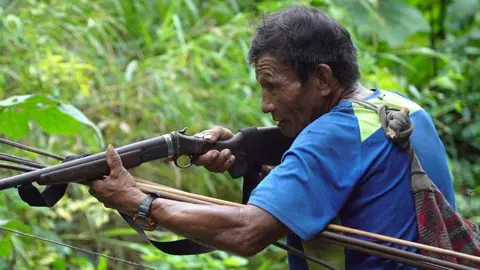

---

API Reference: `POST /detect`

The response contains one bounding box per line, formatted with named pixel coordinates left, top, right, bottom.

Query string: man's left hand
left=88, top=144, right=146, bottom=214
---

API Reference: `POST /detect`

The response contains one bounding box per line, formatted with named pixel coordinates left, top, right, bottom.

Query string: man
left=88, top=5, right=456, bottom=269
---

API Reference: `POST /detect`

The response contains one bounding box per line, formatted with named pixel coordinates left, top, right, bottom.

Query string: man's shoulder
left=291, top=88, right=432, bottom=148
left=290, top=101, right=362, bottom=153
left=350, top=89, right=428, bottom=142
left=303, top=99, right=360, bottom=134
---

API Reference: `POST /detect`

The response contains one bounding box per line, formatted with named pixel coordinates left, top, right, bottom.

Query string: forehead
left=254, top=53, right=294, bottom=79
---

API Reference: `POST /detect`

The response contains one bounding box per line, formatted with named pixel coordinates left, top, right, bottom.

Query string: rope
left=351, top=99, right=413, bottom=149
left=0, top=226, right=155, bottom=270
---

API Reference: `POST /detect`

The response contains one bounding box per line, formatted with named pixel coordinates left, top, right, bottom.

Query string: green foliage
left=0, top=0, right=480, bottom=269
left=0, top=94, right=103, bottom=146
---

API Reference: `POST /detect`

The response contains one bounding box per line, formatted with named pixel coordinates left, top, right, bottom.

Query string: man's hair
left=248, top=5, right=360, bottom=89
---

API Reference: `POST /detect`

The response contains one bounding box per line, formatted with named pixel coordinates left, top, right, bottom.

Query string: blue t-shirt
left=247, top=89, right=455, bottom=270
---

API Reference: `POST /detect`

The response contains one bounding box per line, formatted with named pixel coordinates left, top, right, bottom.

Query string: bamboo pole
left=327, top=224, right=480, bottom=264
left=133, top=177, right=479, bottom=269
left=135, top=177, right=241, bottom=207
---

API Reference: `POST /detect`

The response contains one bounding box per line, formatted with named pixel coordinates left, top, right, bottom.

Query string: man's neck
left=312, top=83, right=373, bottom=120
left=342, top=83, right=373, bottom=100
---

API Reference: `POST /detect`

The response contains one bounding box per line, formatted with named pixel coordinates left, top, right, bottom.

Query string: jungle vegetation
left=0, top=0, right=479, bottom=269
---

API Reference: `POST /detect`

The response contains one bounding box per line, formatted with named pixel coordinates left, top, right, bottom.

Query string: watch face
left=134, top=216, right=156, bottom=231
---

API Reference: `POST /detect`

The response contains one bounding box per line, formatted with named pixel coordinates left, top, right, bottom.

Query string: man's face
left=255, top=53, right=321, bottom=137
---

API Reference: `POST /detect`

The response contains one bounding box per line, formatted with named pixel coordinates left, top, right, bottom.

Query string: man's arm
left=89, top=145, right=290, bottom=257
left=138, top=196, right=288, bottom=256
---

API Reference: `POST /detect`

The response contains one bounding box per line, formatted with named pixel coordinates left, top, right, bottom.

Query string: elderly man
left=89, top=5, right=456, bottom=269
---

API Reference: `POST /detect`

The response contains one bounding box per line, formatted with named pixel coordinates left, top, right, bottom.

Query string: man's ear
left=315, top=64, right=334, bottom=97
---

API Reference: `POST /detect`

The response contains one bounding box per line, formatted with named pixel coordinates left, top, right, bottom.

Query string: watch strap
left=133, top=193, right=159, bottom=230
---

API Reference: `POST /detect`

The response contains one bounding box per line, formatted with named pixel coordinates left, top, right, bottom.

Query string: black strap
left=241, top=163, right=262, bottom=204
left=119, top=212, right=215, bottom=255
left=17, top=154, right=90, bottom=207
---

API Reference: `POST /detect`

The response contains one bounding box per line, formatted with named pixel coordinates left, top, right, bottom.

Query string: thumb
left=105, top=144, right=124, bottom=177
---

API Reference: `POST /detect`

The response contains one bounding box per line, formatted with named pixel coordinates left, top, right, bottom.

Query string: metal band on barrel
left=163, top=134, right=174, bottom=158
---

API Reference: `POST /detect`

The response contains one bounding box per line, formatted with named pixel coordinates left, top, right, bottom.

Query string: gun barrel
left=0, top=135, right=170, bottom=190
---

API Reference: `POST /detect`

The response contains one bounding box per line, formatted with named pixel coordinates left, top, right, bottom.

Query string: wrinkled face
left=255, top=53, right=324, bottom=137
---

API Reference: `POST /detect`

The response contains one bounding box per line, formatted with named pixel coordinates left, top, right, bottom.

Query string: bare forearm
left=152, top=199, right=249, bottom=251
left=88, top=146, right=288, bottom=256
left=127, top=193, right=289, bottom=256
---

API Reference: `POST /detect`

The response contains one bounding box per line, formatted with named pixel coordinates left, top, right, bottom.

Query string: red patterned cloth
left=413, top=171, right=480, bottom=267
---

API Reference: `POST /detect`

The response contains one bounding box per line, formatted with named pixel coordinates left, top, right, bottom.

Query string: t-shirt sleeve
left=247, top=116, right=362, bottom=241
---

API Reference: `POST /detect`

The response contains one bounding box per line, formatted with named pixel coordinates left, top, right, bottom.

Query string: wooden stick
left=134, top=177, right=241, bottom=207
left=136, top=182, right=214, bottom=206
left=327, top=224, right=480, bottom=264
left=133, top=177, right=480, bottom=265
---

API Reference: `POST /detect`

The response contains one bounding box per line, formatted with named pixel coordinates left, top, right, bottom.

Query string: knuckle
left=195, top=155, right=209, bottom=165
left=119, top=168, right=129, bottom=177
left=112, top=158, right=122, bottom=168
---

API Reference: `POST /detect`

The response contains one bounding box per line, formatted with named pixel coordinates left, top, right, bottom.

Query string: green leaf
left=0, top=94, right=104, bottom=147
left=471, top=186, right=480, bottom=196
left=0, top=220, right=11, bottom=226
left=10, top=236, right=28, bottom=263
left=96, top=251, right=109, bottom=270
left=0, top=95, right=34, bottom=106
left=378, top=53, right=416, bottom=72
left=100, top=227, right=138, bottom=237
left=70, top=256, right=93, bottom=268
left=446, top=0, right=480, bottom=31
left=52, top=257, right=67, bottom=270
left=222, top=256, right=249, bottom=267
left=430, top=76, right=457, bottom=91
left=0, top=239, right=12, bottom=258
left=336, top=0, right=430, bottom=46
left=395, top=47, right=448, bottom=60
left=33, top=228, right=71, bottom=255
left=0, top=258, right=9, bottom=270
left=57, top=103, right=105, bottom=148
left=461, top=121, right=480, bottom=139
left=2, top=220, right=32, bottom=233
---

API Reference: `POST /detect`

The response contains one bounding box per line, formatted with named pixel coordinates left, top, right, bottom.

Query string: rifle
left=0, top=126, right=293, bottom=191
left=0, top=126, right=301, bottom=258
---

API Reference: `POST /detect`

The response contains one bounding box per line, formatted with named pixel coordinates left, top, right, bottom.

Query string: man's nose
left=261, top=93, right=275, bottom=114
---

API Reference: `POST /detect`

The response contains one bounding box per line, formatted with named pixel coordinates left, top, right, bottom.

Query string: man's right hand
left=194, top=126, right=236, bottom=173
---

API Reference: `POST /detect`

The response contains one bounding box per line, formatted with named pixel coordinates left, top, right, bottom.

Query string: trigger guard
left=174, top=155, right=193, bottom=168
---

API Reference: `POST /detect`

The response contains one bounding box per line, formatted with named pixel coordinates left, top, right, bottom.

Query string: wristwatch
left=133, top=193, right=159, bottom=231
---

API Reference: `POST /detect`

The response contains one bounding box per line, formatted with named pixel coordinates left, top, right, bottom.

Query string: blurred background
left=0, top=0, right=479, bottom=269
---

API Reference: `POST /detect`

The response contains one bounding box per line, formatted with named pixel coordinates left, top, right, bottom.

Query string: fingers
left=200, top=126, right=234, bottom=143
left=105, top=144, right=126, bottom=178
left=193, top=126, right=235, bottom=173
left=196, top=149, right=235, bottom=173
left=88, top=179, right=104, bottom=197
left=212, top=149, right=235, bottom=172
left=194, top=150, right=219, bottom=166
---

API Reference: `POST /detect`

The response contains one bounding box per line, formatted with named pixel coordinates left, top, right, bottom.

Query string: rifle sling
left=17, top=154, right=90, bottom=207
